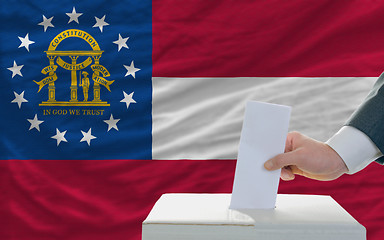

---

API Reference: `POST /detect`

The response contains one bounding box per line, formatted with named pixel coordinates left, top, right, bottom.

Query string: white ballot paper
left=230, top=101, right=291, bottom=209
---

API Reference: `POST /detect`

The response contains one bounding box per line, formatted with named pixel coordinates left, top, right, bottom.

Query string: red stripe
left=3, top=160, right=235, bottom=240
left=153, top=0, right=384, bottom=77
left=4, top=160, right=384, bottom=240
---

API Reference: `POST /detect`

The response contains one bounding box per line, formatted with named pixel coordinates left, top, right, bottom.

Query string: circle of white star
left=66, top=7, right=82, bottom=24
left=7, top=60, right=24, bottom=78
left=113, top=33, right=129, bottom=52
left=18, top=33, right=35, bottom=52
left=104, top=114, right=120, bottom=132
left=10, top=8, right=143, bottom=147
left=120, top=91, right=136, bottom=109
left=27, top=114, right=44, bottom=132
left=51, top=128, right=68, bottom=146
left=38, top=15, right=54, bottom=32
left=93, top=15, right=109, bottom=32
left=124, top=61, right=140, bottom=78
left=80, top=128, right=97, bottom=146
left=11, top=91, right=28, bottom=109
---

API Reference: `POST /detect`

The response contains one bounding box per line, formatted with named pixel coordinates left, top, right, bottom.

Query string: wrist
left=325, top=143, right=348, bottom=177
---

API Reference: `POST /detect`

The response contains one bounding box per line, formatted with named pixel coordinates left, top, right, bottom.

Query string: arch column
left=47, top=55, right=57, bottom=102
left=69, top=56, right=79, bottom=102
left=92, top=54, right=102, bottom=102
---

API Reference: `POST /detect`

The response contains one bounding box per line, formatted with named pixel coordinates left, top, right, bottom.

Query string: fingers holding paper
left=264, top=132, right=348, bottom=181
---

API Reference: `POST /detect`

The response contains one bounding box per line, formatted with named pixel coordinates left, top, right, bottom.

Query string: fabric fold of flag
left=1, top=1, right=384, bottom=240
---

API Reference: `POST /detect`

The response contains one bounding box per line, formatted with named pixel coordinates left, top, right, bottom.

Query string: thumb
left=264, top=151, right=300, bottom=171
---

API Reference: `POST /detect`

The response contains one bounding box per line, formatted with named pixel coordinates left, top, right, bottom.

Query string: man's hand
left=264, top=131, right=348, bottom=181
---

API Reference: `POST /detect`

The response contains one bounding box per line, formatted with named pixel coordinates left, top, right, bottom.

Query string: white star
left=93, top=15, right=109, bottom=32
left=38, top=15, right=54, bottom=32
left=27, top=114, right=44, bottom=132
left=11, top=91, right=28, bottom=109
left=104, top=114, right=120, bottom=132
left=7, top=60, right=23, bottom=78
left=51, top=128, right=68, bottom=146
left=66, top=7, right=82, bottom=24
left=124, top=61, right=140, bottom=78
left=80, top=128, right=97, bottom=146
left=18, top=33, right=35, bottom=52
left=113, top=34, right=129, bottom=52
left=120, top=91, right=136, bottom=109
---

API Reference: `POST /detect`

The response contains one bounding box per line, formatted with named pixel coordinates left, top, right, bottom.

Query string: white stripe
left=152, top=77, right=376, bottom=160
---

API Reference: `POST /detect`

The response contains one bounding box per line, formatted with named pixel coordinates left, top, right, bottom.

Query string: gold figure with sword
left=79, top=71, right=90, bottom=101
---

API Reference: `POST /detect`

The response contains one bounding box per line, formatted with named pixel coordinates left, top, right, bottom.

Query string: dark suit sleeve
left=346, top=72, right=384, bottom=164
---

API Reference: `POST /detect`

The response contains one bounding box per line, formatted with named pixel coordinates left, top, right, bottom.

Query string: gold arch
left=36, top=29, right=110, bottom=106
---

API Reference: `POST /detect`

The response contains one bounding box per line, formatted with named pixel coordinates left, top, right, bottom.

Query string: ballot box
left=142, top=194, right=366, bottom=240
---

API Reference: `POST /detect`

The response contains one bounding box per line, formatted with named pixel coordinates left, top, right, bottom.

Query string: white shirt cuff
left=326, top=126, right=383, bottom=174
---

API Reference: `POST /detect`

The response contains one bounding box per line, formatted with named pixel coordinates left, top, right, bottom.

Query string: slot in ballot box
left=142, top=194, right=365, bottom=240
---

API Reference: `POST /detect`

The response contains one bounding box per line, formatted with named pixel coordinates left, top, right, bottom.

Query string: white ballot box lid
left=142, top=194, right=366, bottom=240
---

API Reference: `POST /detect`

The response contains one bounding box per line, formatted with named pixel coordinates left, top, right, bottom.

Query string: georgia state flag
left=1, top=0, right=152, bottom=159
left=1, top=0, right=384, bottom=240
